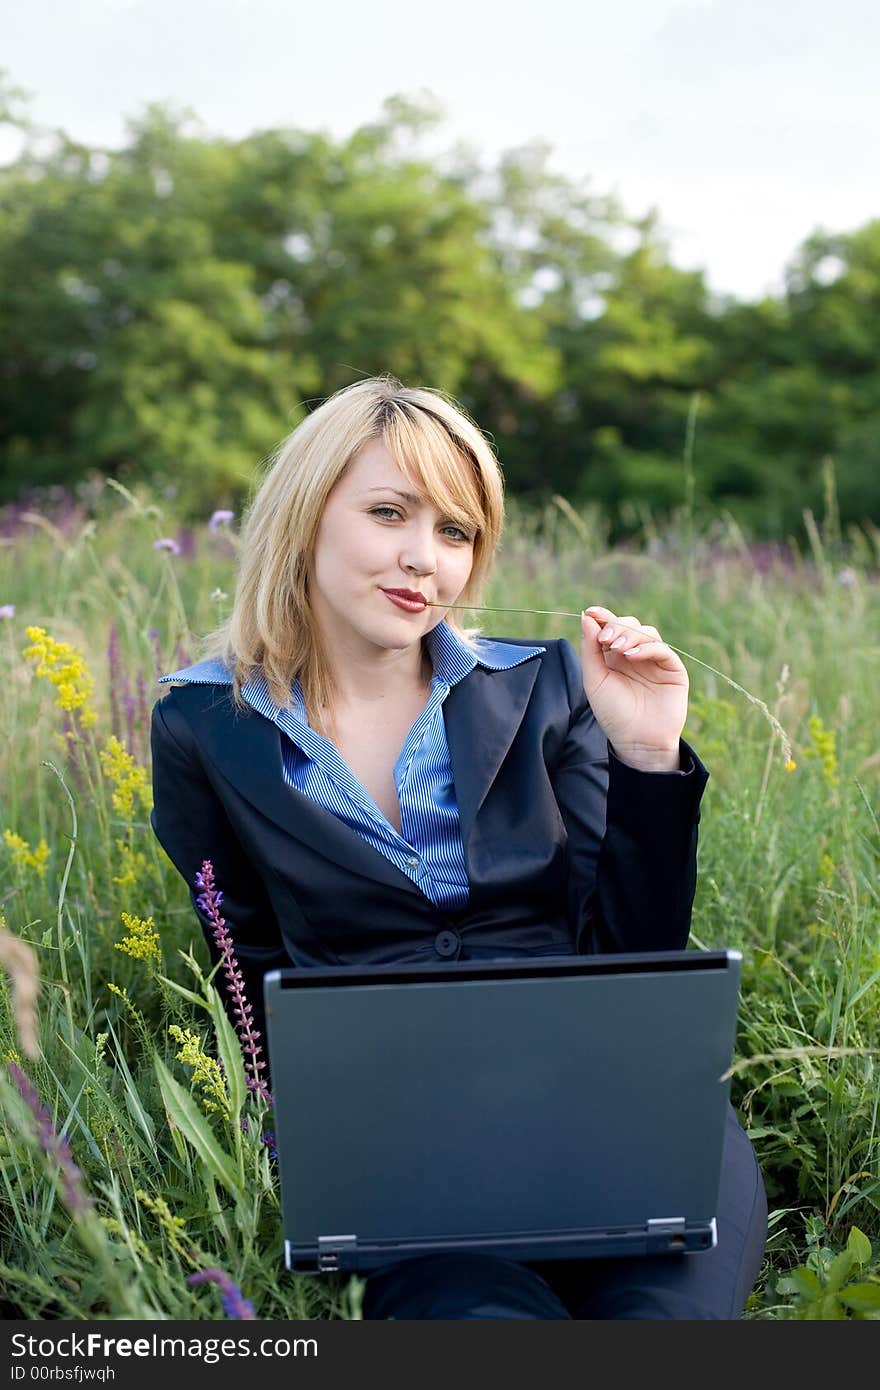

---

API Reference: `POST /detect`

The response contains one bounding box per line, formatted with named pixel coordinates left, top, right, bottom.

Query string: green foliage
left=3, top=84, right=880, bottom=532
left=767, top=1221, right=880, bottom=1319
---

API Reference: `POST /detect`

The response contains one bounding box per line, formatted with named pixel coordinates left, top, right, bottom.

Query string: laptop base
left=286, top=1217, right=718, bottom=1274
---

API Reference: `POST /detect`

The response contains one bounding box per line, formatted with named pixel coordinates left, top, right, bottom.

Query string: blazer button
left=434, top=930, right=460, bottom=959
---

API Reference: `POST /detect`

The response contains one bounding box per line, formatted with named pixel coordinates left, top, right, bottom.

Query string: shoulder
left=152, top=657, right=240, bottom=736
left=470, top=634, right=585, bottom=718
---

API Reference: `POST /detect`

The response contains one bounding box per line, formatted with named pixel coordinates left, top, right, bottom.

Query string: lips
left=381, top=588, right=428, bottom=612
left=382, top=588, right=427, bottom=603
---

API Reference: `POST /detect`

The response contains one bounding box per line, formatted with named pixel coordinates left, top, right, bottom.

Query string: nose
left=399, top=520, right=438, bottom=578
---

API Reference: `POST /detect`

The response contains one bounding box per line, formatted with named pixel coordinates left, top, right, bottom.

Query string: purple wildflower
left=174, top=638, right=193, bottom=670
left=187, top=1268, right=256, bottom=1320
left=240, top=1117, right=278, bottom=1161
left=57, top=709, right=87, bottom=789
left=7, top=1062, right=94, bottom=1215
left=0, top=604, right=15, bottom=619
left=153, top=538, right=181, bottom=555
left=123, top=671, right=137, bottom=760
left=195, top=860, right=273, bottom=1105
left=208, top=510, right=235, bottom=530
left=176, top=526, right=196, bottom=559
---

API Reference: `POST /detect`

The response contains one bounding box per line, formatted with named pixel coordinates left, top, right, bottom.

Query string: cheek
left=457, top=543, right=477, bottom=576
left=318, top=522, right=392, bottom=592
left=443, top=549, right=475, bottom=592
left=314, top=516, right=369, bottom=577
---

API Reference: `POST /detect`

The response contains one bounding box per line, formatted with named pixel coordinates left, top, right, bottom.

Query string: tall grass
left=1, top=478, right=878, bottom=1319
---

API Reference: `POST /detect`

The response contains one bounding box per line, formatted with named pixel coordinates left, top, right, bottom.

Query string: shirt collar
left=157, top=620, right=545, bottom=715
left=426, top=620, right=544, bottom=685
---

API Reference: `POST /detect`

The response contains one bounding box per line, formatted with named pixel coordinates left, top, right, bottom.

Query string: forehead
left=342, top=438, right=425, bottom=498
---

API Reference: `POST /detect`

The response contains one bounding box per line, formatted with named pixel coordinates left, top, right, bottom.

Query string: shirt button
left=406, top=855, right=419, bottom=868
left=434, top=930, right=460, bottom=959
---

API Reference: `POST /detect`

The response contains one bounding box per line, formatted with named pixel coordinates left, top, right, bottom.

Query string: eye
left=369, top=505, right=403, bottom=520
left=442, top=523, right=474, bottom=543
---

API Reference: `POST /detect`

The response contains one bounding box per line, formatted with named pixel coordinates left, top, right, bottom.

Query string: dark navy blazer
left=149, top=636, right=709, bottom=1046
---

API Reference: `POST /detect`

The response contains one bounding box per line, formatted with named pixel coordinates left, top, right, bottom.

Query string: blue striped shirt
left=158, top=621, right=545, bottom=909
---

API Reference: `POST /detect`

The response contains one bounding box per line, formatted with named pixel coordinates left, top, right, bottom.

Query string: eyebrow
left=364, top=486, right=427, bottom=505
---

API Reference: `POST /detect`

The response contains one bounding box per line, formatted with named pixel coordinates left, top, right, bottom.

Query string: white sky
left=3, top=0, right=879, bottom=301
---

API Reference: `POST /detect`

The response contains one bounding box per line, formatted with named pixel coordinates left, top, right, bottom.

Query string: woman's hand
left=580, top=605, right=689, bottom=772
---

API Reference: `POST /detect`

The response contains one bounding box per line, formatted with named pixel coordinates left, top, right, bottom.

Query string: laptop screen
left=264, top=949, right=741, bottom=1272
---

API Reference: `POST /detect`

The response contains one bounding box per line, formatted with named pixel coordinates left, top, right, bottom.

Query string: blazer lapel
left=195, top=696, right=424, bottom=896
left=192, top=655, right=541, bottom=889
left=443, top=658, right=542, bottom=851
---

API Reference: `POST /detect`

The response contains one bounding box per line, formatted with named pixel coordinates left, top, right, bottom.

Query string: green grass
left=1, top=480, right=878, bottom=1319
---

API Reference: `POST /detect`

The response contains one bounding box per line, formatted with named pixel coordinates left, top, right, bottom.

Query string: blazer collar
left=158, top=624, right=546, bottom=892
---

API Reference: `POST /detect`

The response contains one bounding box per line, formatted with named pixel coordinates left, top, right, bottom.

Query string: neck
left=324, top=639, right=432, bottom=711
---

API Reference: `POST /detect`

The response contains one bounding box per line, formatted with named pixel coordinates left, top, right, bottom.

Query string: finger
left=598, top=619, right=647, bottom=648
left=608, top=622, right=665, bottom=651
left=580, top=612, right=616, bottom=686
left=607, top=626, right=648, bottom=652
left=620, top=641, right=686, bottom=672
left=583, top=605, right=617, bottom=631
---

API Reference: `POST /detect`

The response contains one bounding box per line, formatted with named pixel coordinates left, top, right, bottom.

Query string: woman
left=150, top=375, right=767, bottom=1319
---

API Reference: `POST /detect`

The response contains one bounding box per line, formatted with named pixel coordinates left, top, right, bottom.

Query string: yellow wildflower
left=2, top=1049, right=22, bottom=1065
left=168, top=1025, right=230, bottom=1118
left=111, top=838, right=156, bottom=889
left=818, top=854, right=836, bottom=882
left=114, top=911, right=160, bottom=963
left=106, top=982, right=150, bottom=1038
left=803, top=715, right=840, bottom=788
left=3, top=830, right=51, bottom=879
left=22, top=626, right=97, bottom=728
left=99, top=736, right=152, bottom=821
left=784, top=759, right=797, bottom=772
left=136, top=1190, right=199, bottom=1265
left=100, top=1216, right=153, bottom=1263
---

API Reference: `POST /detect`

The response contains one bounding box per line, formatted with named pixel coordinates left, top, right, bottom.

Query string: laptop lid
left=263, top=949, right=741, bottom=1274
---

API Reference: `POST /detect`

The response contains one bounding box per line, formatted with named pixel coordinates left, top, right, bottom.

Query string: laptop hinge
left=317, top=1234, right=358, bottom=1271
left=646, top=1217, right=687, bottom=1251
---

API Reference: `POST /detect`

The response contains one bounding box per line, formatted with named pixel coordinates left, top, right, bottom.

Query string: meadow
left=1, top=475, right=878, bottom=1320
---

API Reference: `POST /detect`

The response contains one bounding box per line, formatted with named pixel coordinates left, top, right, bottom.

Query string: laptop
left=263, top=949, right=742, bottom=1275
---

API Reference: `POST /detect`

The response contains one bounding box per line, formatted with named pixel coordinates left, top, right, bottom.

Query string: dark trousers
left=362, top=1105, right=767, bottom=1320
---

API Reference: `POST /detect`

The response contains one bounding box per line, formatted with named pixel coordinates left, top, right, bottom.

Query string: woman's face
left=307, top=438, right=476, bottom=661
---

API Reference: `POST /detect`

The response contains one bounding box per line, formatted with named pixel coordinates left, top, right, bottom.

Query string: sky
left=3, top=0, right=879, bottom=301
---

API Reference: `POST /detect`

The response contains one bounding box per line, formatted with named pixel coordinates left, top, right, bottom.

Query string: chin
left=360, top=619, right=423, bottom=650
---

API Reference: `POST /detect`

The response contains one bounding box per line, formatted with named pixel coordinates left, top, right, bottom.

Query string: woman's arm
left=552, top=638, right=709, bottom=954
left=150, top=694, right=291, bottom=1049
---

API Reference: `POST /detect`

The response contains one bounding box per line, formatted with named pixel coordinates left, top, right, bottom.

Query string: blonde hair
left=194, top=375, right=506, bottom=737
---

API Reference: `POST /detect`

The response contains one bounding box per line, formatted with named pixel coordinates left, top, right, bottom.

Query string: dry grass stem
left=721, top=1046, right=880, bottom=1082
left=0, top=926, right=41, bottom=1060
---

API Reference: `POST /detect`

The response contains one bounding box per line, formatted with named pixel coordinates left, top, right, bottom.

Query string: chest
left=330, top=694, right=430, bottom=834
